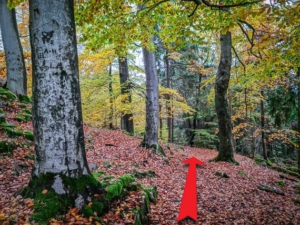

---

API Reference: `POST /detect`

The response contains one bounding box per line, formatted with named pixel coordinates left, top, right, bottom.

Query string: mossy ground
left=20, top=173, right=106, bottom=224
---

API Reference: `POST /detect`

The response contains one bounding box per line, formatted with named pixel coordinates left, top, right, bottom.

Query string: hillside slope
left=0, top=88, right=300, bottom=224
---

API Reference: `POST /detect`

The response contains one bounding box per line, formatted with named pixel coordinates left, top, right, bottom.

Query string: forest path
left=85, top=127, right=300, bottom=224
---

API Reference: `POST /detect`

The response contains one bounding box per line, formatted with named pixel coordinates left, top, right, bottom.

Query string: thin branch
left=188, top=3, right=200, bottom=17
left=201, top=0, right=261, bottom=8
left=231, top=45, right=246, bottom=74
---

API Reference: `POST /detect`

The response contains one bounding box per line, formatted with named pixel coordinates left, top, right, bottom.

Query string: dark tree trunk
left=108, top=64, right=113, bottom=129
left=28, top=0, right=99, bottom=210
left=142, top=47, right=159, bottom=148
left=159, top=102, right=163, bottom=138
left=298, top=68, right=300, bottom=174
left=214, top=31, right=236, bottom=163
left=245, top=87, right=247, bottom=117
left=0, top=0, right=27, bottom=95
left=261, top=89, right=267, bottom=159
left=118, top=57, right=134, bottom=134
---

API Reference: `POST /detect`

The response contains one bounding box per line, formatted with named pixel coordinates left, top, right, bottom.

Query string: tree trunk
left=118, top=57, right=134, bottom=134
left=108, top=64, right=113, bottom=129
left=261, top=89, right=267, bottom=159
left=165, top=52, right=173, bottom=143
left=297, top=68, right=300, bottom=174
left=0, top=0, right=27, bottom=95
left=214, top=31, right=236, bottom=163
left=27, top=0, right=99, bottom=211
left=142, top=47, right=159, bottom=148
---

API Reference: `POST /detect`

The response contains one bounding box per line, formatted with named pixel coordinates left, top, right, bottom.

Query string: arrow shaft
left=177, top=164, right=198, bottom=221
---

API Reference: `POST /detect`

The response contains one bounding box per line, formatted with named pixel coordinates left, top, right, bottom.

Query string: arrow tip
left=183, top=157, right=205, bottom=165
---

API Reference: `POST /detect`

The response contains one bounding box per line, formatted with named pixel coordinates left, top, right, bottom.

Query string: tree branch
left=188, top=2, right=200, bottom=17
left=201, top=0, right=261, bottom=8
left=231, top=45, right=246, bottom=74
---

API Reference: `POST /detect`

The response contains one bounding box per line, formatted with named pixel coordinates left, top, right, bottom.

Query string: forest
left=0, top=0, right=300, bottom=224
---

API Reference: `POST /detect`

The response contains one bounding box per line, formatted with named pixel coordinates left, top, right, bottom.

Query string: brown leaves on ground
left=1, top=119, right=300, bottom=224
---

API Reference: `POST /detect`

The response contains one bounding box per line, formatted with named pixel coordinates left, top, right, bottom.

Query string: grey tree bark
left=0, top=0, right=27, bottom=95
left=118, top=56, right=134, bottom=134
left=165, top=51, right=173, bottom=143
left=142, top=47, right=159, bottom=148
left=29, top=0, right=90, bottom=178
left=214, top=31, right=236, bottom=163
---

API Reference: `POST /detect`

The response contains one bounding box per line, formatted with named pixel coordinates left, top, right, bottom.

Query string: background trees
left=1, top=0, right=299, bottom=168
left=0, top=0, right=27, bottom=95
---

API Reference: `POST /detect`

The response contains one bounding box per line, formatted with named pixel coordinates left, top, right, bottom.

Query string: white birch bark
left=29, top=0, right=90, bottom=177
left=0, top=0, right=27, bottom=95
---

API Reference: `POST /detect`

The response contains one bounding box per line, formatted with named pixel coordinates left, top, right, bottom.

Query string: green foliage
left=276, top=180, right=285, bottom=187
left=7, top=0, right=25, bottom=9
left=18, top=95, right=31, bottom=103
left=268, top=86, right=297, bottom=127
left=193, top=128, right=218, bottom=149
left=0, top=88, right=16, bottom=101
left=0, top=140, right=16, bottom=155
left=104, top=174, right=135, bottom=201
left=15, top=113, right=31, bottom=122
left=1, top=123, right=23, bottom=137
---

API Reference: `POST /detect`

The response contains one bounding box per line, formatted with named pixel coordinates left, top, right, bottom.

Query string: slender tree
left=142, top=46, right=159, bottom=148
left=214, top=31, right=237, bottom=163
left=118, top=56, right=134, bottom=134
left=0, top=0, right=27, bottom=95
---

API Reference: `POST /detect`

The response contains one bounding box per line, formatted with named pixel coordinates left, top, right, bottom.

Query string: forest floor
left=0, top=98, right=300, bottom=224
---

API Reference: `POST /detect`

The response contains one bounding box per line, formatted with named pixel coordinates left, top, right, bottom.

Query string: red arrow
left=177, top=157, right=205, bottom=222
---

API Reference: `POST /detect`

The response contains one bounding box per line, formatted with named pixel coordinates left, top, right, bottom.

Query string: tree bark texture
left=165, top=52, right=173, bottom=143
left=298, top=68, right=300, bottom=173
left=142, top=47, right=159, bottom=148
left=118, top=57, right=134, bottom=134
left=0, top=0, right=27, bottom=95
left=261, top=89, right=267, bottom=159
left=29, top=0, right=90, bottom=178
left=108, top=64, right=114, bottom=129
left=214, top=31, right=235, bottom=163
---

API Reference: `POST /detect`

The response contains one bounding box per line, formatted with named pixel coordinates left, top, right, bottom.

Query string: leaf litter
left=0, top=116, right=300, bottom=224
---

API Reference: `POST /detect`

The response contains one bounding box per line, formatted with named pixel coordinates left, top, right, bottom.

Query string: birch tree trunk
left=214, top=31, right=236, bottom=163
left=24, top=1, right=101, bottom=212
left=118, top=56, right=134, bottom=134
left=142, top=47, right=159, bottom=148
left=0, top=0, right=27, bottom=95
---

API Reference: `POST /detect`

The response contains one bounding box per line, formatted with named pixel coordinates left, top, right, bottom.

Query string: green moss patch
left=18, top=95, right=31, bottom=103
left=276, top=180, right=285, bottom=187
left=82, top=200, right=105, bottom=217
left=0, top=88, right=17, bottom=101
left=132, top=169, right=156, bottom=179
left=104, top=174, right=135, bottom=201
left=15, top=113, right=32, bottom=122
left=20, top=173, right=106, bottom=223
left=0, top=140, right=17, bottom=155
left=1, top=123, right=23, bottom=137
left=31, top=189, right=71, bottom=224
